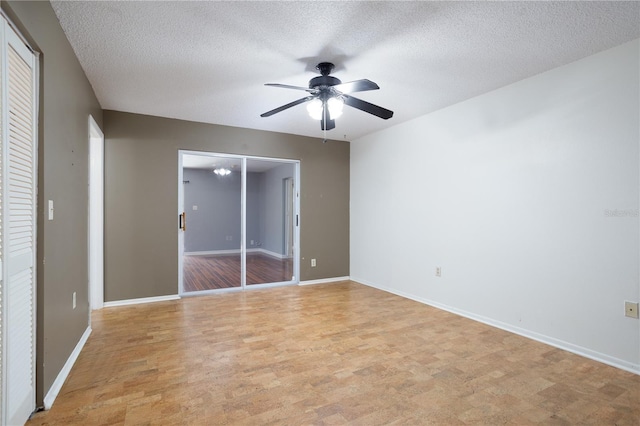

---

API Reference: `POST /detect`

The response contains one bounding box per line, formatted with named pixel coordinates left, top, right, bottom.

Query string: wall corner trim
left=43, top=326, right=92, bottom=410
left=299, top=276, right=350, bottom=286
left=351, top=277, right=640, bottom=376
left=103, top=294, right=180, bottom=308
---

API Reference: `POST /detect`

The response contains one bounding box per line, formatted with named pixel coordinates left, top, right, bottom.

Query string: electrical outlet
left=311, top=259, right=316, bottom=267
left=72, top=292, right=77, bottom=309
left=435, top=267, right=441, bottom=277
left=624, top=301, right=639, bottom=319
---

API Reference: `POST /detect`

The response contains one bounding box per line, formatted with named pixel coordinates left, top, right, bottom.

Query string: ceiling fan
left=260, top=62, right=394, bottom=131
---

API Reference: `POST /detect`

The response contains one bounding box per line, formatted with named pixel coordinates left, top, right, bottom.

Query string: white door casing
left=89, top=115, right=104, bottom=311
left=284, top=177, right=295, bottom=258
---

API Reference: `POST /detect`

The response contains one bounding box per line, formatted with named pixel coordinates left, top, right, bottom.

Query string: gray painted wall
left=3, top=1, right=103, bottom=403
left=104, top=110, right=349, bottom=301
left=246, top=172, right=260, bottom=249
left=259, top=163, right=295, bottom=255
left=183, top=169, right=263, bottom=252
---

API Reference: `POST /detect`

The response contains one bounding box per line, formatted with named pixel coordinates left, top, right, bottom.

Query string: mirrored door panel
left=245, top=159, right=295, bottom=285
left=182, top=155, right=242, bottom=292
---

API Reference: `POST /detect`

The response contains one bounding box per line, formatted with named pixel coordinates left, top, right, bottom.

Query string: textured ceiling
left=51, top=1, right=640, bottom=141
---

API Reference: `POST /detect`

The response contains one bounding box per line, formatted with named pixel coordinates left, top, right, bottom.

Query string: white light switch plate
left=48, top=200, right=54, bottom=220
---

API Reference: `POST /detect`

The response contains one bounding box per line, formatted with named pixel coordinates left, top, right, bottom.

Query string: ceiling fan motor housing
left=309, top=62, right=341, bottom=90
left=309, top=75, right=341, bottom=90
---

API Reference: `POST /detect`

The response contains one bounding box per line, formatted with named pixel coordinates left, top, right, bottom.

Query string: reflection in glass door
left=178, top=151, right=299, bottom=294
left=181, top=155, right=242, bottom=291
left=245, top=159, right=295, bottom=285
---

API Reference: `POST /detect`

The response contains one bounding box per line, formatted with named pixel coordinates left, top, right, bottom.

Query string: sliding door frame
left=178, top=150, right=300, bottom=295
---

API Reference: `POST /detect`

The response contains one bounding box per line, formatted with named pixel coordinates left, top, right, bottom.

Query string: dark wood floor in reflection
left=183, top=253, right=294, bottom=292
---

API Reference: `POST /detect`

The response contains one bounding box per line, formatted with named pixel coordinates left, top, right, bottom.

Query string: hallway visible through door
left=178, top=152, right=299, bottom=294
left=183, top=253, right=293, bottom=291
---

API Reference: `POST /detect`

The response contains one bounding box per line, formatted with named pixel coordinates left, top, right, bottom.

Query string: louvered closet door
left=2, top=17, right=37, bottom=426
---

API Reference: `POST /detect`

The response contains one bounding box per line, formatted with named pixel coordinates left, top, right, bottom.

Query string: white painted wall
left=350, top=39, right=640, bottom=372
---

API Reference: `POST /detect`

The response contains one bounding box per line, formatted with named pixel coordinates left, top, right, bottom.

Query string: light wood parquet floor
left=28, top=282, right=639, bottom=425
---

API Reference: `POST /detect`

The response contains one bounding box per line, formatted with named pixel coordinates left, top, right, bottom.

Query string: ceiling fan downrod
left=316, top=62, right=334, bottom=76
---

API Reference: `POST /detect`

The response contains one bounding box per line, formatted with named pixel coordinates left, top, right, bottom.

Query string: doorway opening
left=178, top=151, right=299, bottom=294
left=88, top=115, right=104, bottom=310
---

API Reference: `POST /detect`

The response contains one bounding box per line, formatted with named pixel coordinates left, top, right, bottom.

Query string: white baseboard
left=44, top=326, right=92, bottom=410
left=184, top=249, right=240, bottom=256
left=103, top=294, right=180, bottom=308
left=299, top=276, right=350, bottom=286
left=256, top=248, right=288, bottom=259
left=352, top=277, right=640, bottom=376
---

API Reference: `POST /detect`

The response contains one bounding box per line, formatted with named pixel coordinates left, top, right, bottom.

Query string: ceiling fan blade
left=333, top=79, right=379, bottom=94
left=343, top=95, right=394, bottom=120
left=260, top=96, right=315, bottom=117
left=265, top=83, right=316, bottom=93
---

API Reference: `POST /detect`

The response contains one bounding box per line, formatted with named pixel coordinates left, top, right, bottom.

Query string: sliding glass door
left=245, top=159, right=296, bottom=286
left=178, top=151, right=299, bottom=294
left=181, top=154, right=242, bottom=291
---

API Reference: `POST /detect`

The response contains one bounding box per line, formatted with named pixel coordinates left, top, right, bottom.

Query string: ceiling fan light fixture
left=213, top=167, right=231, bottom=176
left=327, top=96, right=344, bottom=119
left=307, top=96, right=344, bottom=120
left=262, top=62, right=393, bottom=131
left=306, top=98, right=323, bottom=120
